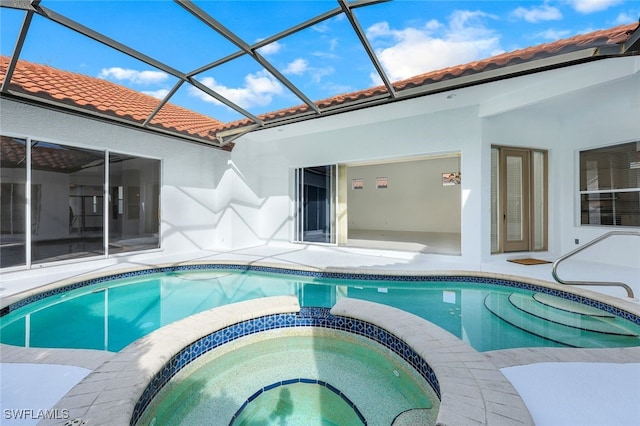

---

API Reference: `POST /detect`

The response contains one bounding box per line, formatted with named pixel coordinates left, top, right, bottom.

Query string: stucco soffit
left=478, top=56, right=638, bottom=118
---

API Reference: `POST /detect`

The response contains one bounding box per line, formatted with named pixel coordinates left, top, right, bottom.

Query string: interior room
left=345, top=155, right=461, bottom=254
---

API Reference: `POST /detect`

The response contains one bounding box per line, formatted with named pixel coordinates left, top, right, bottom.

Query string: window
left=580, top=142, right=640, bottom=227
left=0, top=135, right=160, bottom=268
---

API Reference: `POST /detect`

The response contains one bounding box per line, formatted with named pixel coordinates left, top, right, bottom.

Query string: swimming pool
left=1, top=265, right=639, bottom=352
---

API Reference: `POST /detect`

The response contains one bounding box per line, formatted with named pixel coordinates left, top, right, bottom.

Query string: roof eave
left=246, top=47, right=614, bottom=134
left=0, top=90, right=229, bottom=150
left=395, top=48, right=602, bottom=98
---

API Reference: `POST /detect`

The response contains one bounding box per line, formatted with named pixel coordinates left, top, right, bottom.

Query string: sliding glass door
left=109, top=154, right=160, bottom=253
left=0, top=135, right=160, bottom=268
left=295, top=165, right=336, bottom=243
left=31, top=141, right=106, bottom=263
left=0, top=136, right=27, bottom=268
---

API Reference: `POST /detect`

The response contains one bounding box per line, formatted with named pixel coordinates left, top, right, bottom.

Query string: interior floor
left=0, top=234, right=159, bottom=267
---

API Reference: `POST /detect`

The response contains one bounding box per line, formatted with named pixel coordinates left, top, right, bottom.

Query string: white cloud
left=366, top=10, right=502, bottom=82
left=566, top=0, right=623, bottom=14
left=366, top=21, right=394, bottom=39
left=282, top=57, right=334, bottom=85
left=311, top=50, right=339, bottom=60
left=369, top=71, right=383, bottom=86
left=615, top=12, right=637, bottom=24
left=320, top=81, right=353, bottom=96
left=534, top=28, right=573, bottom=40
left=310, top=66, right=334, bottom=84
left=142, top=89, right=170, bottom=99
left=512, top=4, right=562, bottom=23
left=256, top=41, right=282, bottom=55
left=283, top=58, right=308, bottom=75
left=189, top=70, right=283, bottom=109
left=98, top=67, right=168, bottom=85
left=312, top=22, right=331, bottom=34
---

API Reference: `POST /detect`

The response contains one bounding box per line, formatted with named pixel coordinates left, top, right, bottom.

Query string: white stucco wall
left=229, top=56, right=639, bottom=268
left=482, top=56, right=640, bottom=267
left=1, top=98, right=230, bottom=262
left=2, top=55, right=638, bottom=274
left=230, top=103, right=482, bottom=259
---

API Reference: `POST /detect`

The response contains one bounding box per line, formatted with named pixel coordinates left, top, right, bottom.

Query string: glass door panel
left=31, top=141, right=105, bottom=263
left=108, top=154, right=160, bottom=253
left=501, top=149, right=530, bottom=252
left=295, top=165, right=336, bottom=244
left=0, top=136, right=27, bottom=267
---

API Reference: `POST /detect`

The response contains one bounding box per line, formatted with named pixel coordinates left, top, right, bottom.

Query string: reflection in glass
left=581, top=192, right=640, bottom=227
left=505, top=155, right=523, bottom=241
left=109, top=153, right=160, bottom=253
left=1, top=136, right=161, bottom=269
left=580, top=142, right=639, bottom=191
left=580, top=142, right=640, bottom=226
left=31, top=141, right=105, bottom=263
left=532, top=151, right=546, bottom=250
left=0, top=136, right=27, bottom=267
left=295, top=165, right=336, bottom=243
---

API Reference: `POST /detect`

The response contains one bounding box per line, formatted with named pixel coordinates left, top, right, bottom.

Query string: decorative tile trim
left=228, top=378, right=367, bottom=425
left=130, top=307, right=440, bottom=426
left=3, top=264, right=638, bottom=326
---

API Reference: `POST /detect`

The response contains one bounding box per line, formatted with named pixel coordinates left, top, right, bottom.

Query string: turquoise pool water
left=137, top=331, right=436, bottom=426
left=1, top=269, right=639, bottom=352
left=231, top=382, right=365, bottom=426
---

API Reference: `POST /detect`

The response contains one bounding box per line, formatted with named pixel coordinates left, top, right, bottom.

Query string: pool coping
left=31, top=295, right=535, bottom=426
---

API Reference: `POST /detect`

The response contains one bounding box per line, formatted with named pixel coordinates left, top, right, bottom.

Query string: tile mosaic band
left=3, top=264, right=638, bottom=325
left=228, top=378, right=367, bottom=425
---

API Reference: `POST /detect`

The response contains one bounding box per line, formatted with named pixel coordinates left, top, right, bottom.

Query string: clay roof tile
left=1, top=22, right=637, bottom=146
left=0, top=56, right=225, bottom=145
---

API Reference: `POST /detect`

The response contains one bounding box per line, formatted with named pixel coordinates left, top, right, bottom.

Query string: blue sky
left=1, top=0, right=638, bottom=122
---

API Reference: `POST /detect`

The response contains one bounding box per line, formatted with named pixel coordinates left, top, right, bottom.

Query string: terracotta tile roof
left=218, top=22, right=639, bottom=133
left=0, top=56, right=226, bottom=147
left=395, top=22, right=638, bottom=91
left=1, top=22, right=637, bottom=147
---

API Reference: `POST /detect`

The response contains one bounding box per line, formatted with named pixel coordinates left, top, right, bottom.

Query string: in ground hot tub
left=136, top=323, right=438, bottom=425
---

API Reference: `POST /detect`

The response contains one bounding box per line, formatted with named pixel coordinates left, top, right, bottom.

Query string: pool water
left=1, top=269, right=639, bottom=352
left=230, top=382, right=364, bottom=426
left=137, top=330, right=436, bottom=426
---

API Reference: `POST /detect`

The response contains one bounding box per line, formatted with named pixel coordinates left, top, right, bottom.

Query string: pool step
left=508, top=293, right=637, bottom=336
left=484, top=293, right=640, bottom=348
left=531, top=293, right=615, bottom=318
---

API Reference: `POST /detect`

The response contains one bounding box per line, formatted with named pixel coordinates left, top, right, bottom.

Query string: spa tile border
left=2, top=263, right=638, bottom=326
left=228, top=378, right=367, bottom=425
left=130, top=306, right=440, bottom=425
